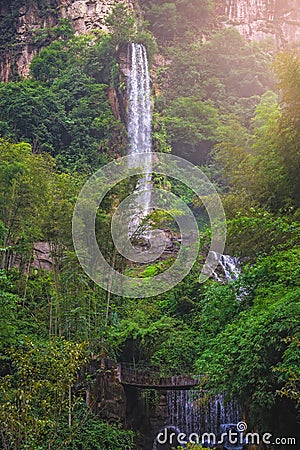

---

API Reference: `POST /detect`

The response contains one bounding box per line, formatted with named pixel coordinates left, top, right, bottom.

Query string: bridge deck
left=121, top=381, right=200, bottom=390
left=117, top=363, right=201, bottom=390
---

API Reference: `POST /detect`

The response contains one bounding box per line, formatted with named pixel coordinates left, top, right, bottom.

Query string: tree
left=165, top=97, right=219, bottom=163
left=105, top=3, right=137, bottom=46
left=0, top=81, right=67, bottom=153
left=195, top=249, right=300, bottom=432
left=0, top=33, right=126, bottom=171
left=146, top=3, right=178, bottom=43
left=273, top=52, right=300, bottom=208
left=275, top=336, right=300, bottom=405
left=0, top=274, right=17, bottom=349
left=0, top=140, right=54, bottom=269
left=212, top=91, right=289, bottom=214
left=0, top=338, right=87, bottom=449
left=30, top=40, right=73, bottom=84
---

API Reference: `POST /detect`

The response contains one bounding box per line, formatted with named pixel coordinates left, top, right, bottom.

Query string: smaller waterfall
left=127, top=43, right=152, bottom=234
left=153, top=391, right=242, bottom=449
left=167, top=391, right=241, bottom=436
left=218, top=254, right=240, bottom=282
left=210, top=252, right=240, bottom=282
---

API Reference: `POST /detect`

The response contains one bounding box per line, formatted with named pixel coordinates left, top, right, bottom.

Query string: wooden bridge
left=117, top=362, right=201, bottom=390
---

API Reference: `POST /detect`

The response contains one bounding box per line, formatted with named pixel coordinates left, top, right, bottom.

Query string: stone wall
left=87, top=358, right=127, bottom=423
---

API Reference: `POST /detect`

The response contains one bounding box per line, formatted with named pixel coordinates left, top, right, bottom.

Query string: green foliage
left=135, top=29, right=158, bottom=62
left=107, top=300, right=197, bottom=372
left=150, top=327, right=199, bottom=373
left=195, top=249, right=300, bottom=430
left=273, top=52, right=300, bottom=207
left=165, top=97, right=219, bottom=163
left=0, top=139, right=83, bottom=265
left=146, top=2, right=178, bottom=42
left=0, top=140, right=54, bottom=258
left=0, top=1, right=299, bottom=444
left=0, top=338, right=87, bottom=449
left=226, top=209, right=300, bottom=258
left=0, top=273, right=17, bottom=348
left=30, top=40, right=73, bottom=84
left=152, top=111, right=172, bottom=153
left=213, top=53, right=300, bottom=215
left=192, top=282, right=248, bottom=347
left=213, top=91, right=289, bottom=213
left=140, top=0, right=214, bottom=43
left=105, top=3, right=158, bottom=60
left=151, top=27, right=272, bottom=163
left=275, top=336, right=300, bottom=405
left=0, top=33, right=126, bottom=171
left=70, top=421, right=134, bottom=449
left=0, top=81, right=67, bottom=152
left=105, top=3, right=137, bottom=46
left=33, top=18, right=74, bottom=45
left=0, top=338, right=134, bottom=449
left=59, top=407, right=135, bottom=449
left=0, top=140, right=110, bottom=344
left=163, top=28, right=271, bottom=108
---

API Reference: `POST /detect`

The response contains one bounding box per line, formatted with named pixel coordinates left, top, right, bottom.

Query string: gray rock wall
left=0, top=0, right=134, bottom=80
left=1, top=0, right=300, bottom=81
left=218, top=0, right=300, bottom=47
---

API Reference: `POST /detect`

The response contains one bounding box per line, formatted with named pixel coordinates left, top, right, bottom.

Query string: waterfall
left=218, top=254, right=240, bottom=282
left=210, top=252, right=240, bottom=282
left=211, top=252, right=249, bottom=301
left=152, top=391, right=242, bottom=449
left=166, top=391, right=241, bottom=437
left=127, top=43, right=152, bottom=232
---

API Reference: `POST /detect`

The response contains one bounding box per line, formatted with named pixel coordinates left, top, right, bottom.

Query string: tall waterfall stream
left=127, top=43, right=152, bottom=234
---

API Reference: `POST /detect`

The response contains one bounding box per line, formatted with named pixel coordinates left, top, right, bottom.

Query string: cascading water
left=153, top=392, right=242, bottom=449
left=218, top=254, right=240, bottom=282
left=167, top=391, right=241, bottom=437
left=127, top=43, right=152, bottom=234
left=210, top=251, right=241, bottom=282
left=211, top=252, right=248, bottom=301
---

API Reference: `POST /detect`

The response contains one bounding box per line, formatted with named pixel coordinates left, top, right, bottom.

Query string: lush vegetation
left=0, top=31, right=126, bottom=171
left=0, top=1, right=299, bottom=449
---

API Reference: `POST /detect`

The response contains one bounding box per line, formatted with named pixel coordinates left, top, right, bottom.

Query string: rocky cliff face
left=1, top=0, right=300, bottom=81
left=0, top=0, right=134, bottom=81
left=57, top=0, right=134, bottom=34
left=218, top=0, right=300, bottom=47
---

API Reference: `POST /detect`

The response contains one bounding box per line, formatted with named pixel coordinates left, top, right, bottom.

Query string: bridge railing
left=117, top=362, right=201, bottom=387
